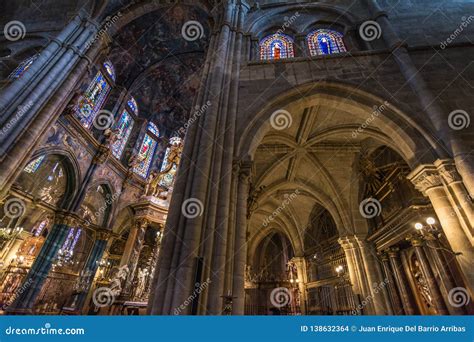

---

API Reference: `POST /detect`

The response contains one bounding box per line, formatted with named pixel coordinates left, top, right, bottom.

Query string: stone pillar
left=292, top=256, right=307, bottom=314
left=120, top=219, right=147, bottom=295
left=408, top=236, right=449, bottom=315
left=149, top=1, right=250, bottom=315
left=6, top=211, right=79, bottom=313
left=231, top=161, right=251, bottom=315
left=366, top=0, right=473, bottom=197
left=0, top=11, right=103, bottom=199
left=379, top=252, right=404, bottom=315
left=355, top=237, right=392, bottom=315
left=75, top=229, right=110, bottom=311
left=435, top=160, right=474, bottom=242
left=338, top=236, right=374, bottom=314
left=409, top=164, right=474, bottom=291
left=387, top=247, right=418, bottom=315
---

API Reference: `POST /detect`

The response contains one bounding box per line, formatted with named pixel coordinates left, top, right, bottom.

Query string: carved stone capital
left=96, top=229, right=111, bottom=241
left=238, top=160, right=253, bottom=183
left=54, top=211, right=78, bottom=227
left=406, top=234, right=424, bottom=247
left=408, top=165, right=443, bottom=194
left=435, top=159, right=462, bottom=185
left=387, top=246, right=400, bottom=258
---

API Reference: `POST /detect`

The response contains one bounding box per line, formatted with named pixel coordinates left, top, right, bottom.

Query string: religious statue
left=134, top=267, right=149, bottom=300
left=145, top=140, right=183, bottom=197
left=109, top=265, right=129, bottom=297
left=103, top=128, right=120, bottom=149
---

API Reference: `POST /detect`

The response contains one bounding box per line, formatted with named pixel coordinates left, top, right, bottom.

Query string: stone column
left=120, top=219, right=147, bottom=295
left=387, top=247, right=418, bottom=315
left=366, top=0, right=473, bottom=197
left=355, top=237, right=392, bottom=315
left=0, top=11, right=103, bottom=199
left=408, top=235, right=449, bottom=314
left=435, top=160, right=474, bottom=242
left=231, top=161, right=251, bottom=315
left=292, top=256, right=307, bottom=314
left=149, top=1, right=250, bottom=315
left=75, top=229, right=110, bottom=311
left=6, top=211, right=79, bottom=313
left=379, top=252, right=404, bottom=315
left=409, top=165, right=474, bottom=291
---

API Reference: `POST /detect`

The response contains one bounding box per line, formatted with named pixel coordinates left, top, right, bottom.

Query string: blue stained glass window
left=112, top=110, right=134, bottom=159
left=24, top=155, right=45, bottom=173
left=134, top=134, right=158, bottom=178
left=260, top=33, right=294, bottom=60
left=307, top=29, right=346, bottom=56
left=147, top=122, right=159, bottom=137
left=76, top=72, right=111, bottom=128
left=127, top=97, right=138, bottom=115
left=9, top=54, right=39, bottom=80
left=103, top=61, right=116, bottom=81
left=159, top=137, right=182, bottom=188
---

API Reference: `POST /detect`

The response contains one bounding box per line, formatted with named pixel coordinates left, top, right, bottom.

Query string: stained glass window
left=34, top=219, right=49, bottom=237
left=127, top=97, right=138, bottom=115
left=112, top=110, right=134, bottom=159
left=307, top=29, right=346, bottom=56
left=24, top=155, right=45, bottom=173
left=103, top=61, right=116, bottom=81
left=9, top=54, right=39, bottom=80
left=76, top=72, right=111, bottom=128
left=260, top=33, right=294, bottom=60
left=159, top=137, right=182, bottom=188
left=147, top=122, right=159, bottom=136
left=134, top=135, right=158, bottom=178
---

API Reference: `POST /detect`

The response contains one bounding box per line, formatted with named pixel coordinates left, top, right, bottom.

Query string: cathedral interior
left=0, top=0, right=473, bottom=316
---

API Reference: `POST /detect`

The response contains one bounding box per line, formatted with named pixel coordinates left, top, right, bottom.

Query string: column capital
left=406, top=234, right=424, bottom=247
left=387, top=246, right=400, bottom=258
left=54, top=210, right=79, bottom=226
left=434, top=159, right=463, bottom=184
left=95, top=229, right=111, bottom=241
left=407, top=164, right=443, bottom=194
left=377, top=251, right=389, bottom=261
